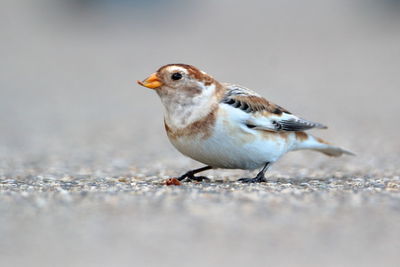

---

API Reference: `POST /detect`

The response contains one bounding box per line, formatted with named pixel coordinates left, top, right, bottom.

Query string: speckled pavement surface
left=1, top=1, right=400, bottom=266
left=1, top=166, right=400, bottom=267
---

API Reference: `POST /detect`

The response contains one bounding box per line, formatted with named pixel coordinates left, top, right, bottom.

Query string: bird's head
left=137, top=64, right=225, bottom=127
left=137, top=64, right=221, bottom=107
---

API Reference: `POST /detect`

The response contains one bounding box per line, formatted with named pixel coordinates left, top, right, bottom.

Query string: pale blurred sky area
left=1, top=0, right=399, bottom=170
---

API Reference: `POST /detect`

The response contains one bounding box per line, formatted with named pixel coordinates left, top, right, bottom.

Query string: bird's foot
left=238, top=175, right=267, bottom=183
left=178, top=174, right=210, bottom=182
left=187, top=175, right=211, bottom=182
left=176, top=166, right=213, bottom=182
left=238, top=162, right=270, bottom=183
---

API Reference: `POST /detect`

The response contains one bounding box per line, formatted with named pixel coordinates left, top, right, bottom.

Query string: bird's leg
left=177, top=166, right=213, bottom=182
left=238, top=162, right=270, bottom=183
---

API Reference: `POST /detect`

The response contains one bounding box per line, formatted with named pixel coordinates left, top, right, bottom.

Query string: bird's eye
left=171, top=72, right=183, bottom=81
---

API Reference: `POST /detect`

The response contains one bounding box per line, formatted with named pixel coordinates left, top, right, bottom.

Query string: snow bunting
left=137, top=64, right=354, bottom=183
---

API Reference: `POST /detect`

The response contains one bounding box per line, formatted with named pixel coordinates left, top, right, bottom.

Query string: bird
left=137, top=64, right=354, bottom=183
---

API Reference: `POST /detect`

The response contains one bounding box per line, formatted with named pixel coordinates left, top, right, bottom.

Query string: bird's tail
left=292, top=132, right=355, bottom=157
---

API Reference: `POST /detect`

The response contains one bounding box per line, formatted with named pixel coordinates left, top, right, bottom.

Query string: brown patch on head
left=295, top=131, right=309, bottom=141
left=165, top=105, right=218, bottom=140
left=158, top=63, right=215, bottom=86
left=184, top=86, right=202, bottom=96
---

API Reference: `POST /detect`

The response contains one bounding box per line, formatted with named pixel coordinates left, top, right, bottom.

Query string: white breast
left=167, top=104, right=297, bottom=170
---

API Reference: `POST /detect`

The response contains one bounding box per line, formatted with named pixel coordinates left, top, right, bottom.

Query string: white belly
left=167, top=112, right=296, bottom=170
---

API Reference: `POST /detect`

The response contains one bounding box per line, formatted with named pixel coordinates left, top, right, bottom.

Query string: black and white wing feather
left=221, top=83, right=327, bottom=132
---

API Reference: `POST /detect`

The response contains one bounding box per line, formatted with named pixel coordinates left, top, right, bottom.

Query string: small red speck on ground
left=165, top=178, right=181, bottom=186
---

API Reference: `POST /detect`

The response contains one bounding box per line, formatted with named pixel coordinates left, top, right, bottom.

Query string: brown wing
left=221, top=83, right=291, bottom=115
left=221, top=83, right=327, bottom=132
left=223, top=95, right=291, bottom=115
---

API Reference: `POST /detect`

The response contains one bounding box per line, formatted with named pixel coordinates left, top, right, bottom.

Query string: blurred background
left=1, top=0, right=400, bottom=266
left=1, top=0, right=400, bottom=173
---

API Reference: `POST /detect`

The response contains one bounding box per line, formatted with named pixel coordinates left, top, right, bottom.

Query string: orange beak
left=137, top=73, right=162, bottom=89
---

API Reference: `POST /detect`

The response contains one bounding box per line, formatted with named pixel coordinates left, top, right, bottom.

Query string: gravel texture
left=1, top=171, right=400, bottom=267
left=1, top=1, right=400, bottom=266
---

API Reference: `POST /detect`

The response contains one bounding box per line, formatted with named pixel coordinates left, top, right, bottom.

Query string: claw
left=238, top=162, right=270, bottom=183
left=238, top=176, right=267, bottom=183
left=190, top=176, right=211, bottom=182
left=181, top=175, right=211, bottom=182
left=177, top=166, right=213, bottom=182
